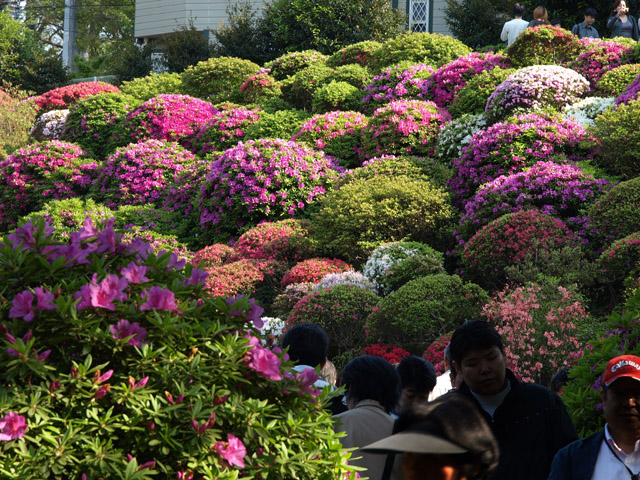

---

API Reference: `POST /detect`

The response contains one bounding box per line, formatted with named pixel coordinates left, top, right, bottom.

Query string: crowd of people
left=281, top=321, right=640, bottom=480
left=500, top=2, right=640, bottom=45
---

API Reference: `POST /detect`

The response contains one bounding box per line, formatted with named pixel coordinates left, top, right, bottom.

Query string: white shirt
left=501, top=18, right=529, bottom=45
left=592, top=424, right=640, bottom=480
left=292, top=364, right=331, bottom=389
left=428, top=370, right=453, bottom=401
left=470, top=380, right=512, bottom=417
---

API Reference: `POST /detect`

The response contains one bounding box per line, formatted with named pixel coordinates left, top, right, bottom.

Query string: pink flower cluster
left=281, top=258, right=352, bottom=287
left=191, top=243, right=236, bottom=268
left=202, top=259, right=265, bottom=297
left=234, top=219, right=311, bottom=263
left=34, top=81, right=120, bottom=112
left=361, top=63, right=434, bottom=114
left=615, top=73, right=640, bottom=105
left=0, top=412, right=28, bottom=441
left=188, top=107, right=261, bottom=155
left=9, top=287, right=56, bottom=322
left=569, top=38, right=633, bottom=91
left=239, top=73, right=281, bottom=102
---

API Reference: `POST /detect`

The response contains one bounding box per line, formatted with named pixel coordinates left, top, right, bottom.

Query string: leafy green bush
left=370, top=32, right=472, bottom=72
left=447, top=67, right=515, bottom=118
left=366, top=273, right=489, bottom=347
left=265, top=50, right=329, bottom=81
left=590, top=98, right=640, bottom=178
left=120, top=72, right=184, bottom=101
left=311, top=175, right=455, bottom=266
left=597, top=64, right=640, bottom=97
left=311, top=82, right=362, bottom=114
left=163, top=21, right=212, bottom=73
left=325, top=64, right=373, bottom=90
left=327, top=41, right=382, bottom=68
left=287, top=284, right=380, bottom=358
left=597, top=232, right=640, bottom=293
left=243, top=109, right=311, bottom=141
left=443, top=0, right=510, bottom=49
left=588, top=177, right=640, bottom=247
left=280, top=64, right=335, bottom=110
left=506, top=25, right=581, bottom=68
left=181, top=57, right=260, bottom=101
left=0, top=85, right=38, bottom=156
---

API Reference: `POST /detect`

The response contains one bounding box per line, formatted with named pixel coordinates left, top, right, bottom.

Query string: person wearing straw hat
left=548, top=354, right=640, bottom=480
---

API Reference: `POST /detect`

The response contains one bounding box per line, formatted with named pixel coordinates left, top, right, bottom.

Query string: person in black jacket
left=449, top=320, right=578, bottom=480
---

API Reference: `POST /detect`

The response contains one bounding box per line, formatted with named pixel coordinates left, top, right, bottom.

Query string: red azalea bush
left=187, top=107, right=261, bottom=156
left=93, top=139, right=196, bottom=208
left=0, top=140, right=97, bottom=231
left=202, top=259, right=266, bottom=297
left=483, top=283, right=587, bottom=385
left=34, top=81, right=120, bottom=112
left=281, top=257, right=352, bottom=287
left=360, top=99, right=451, bottom=158
left=461, top=209, right=579, bottom=288
left=568, top=38, right=634, bottom=91
left=124, top=94, right=218, bottom=143
left=364, top=342, right=410, bottom=364
left=234, top=219, right=313, bottom=264
left=238, top=73, right=281, bottom=103
left=422, top=332, right=451, bottom=374
left=191, top=243, right=236, bottom=268
left=327, top=41, right=382, bottom=68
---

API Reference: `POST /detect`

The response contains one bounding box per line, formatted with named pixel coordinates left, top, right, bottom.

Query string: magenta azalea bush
left=568, top=38, right=634, bottom=91
left=485, top=65, right=589, bottom=121
left=198, top=139, right=339, bottom=242
left=457, top=161, right=611, bottom=243
left=93, top=139, right=196, bottom=208
left=34, top=81, right=120, bottom=112
left=423, top=52, right=511, bottom=108
left=448, top=113, right=596, bottom=204
left=124, top=94, right=218, bottom=143
left=360, top=99, right=451, bottom=158
left=293, top=111, right=368, bottom=168
left=187, top=107, right=261, bottom=156
left=0, top=141, right=97, bottom=231
left=361, top=63, right=434, bottom=114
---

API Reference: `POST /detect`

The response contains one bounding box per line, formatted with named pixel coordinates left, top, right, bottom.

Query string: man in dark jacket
left=449, top=320, right=578, bottom=480
left=547, top=354, right=640, bottom=480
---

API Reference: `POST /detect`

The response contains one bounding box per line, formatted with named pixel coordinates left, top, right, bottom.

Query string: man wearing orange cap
left=548, top=354, right=640, bottom=480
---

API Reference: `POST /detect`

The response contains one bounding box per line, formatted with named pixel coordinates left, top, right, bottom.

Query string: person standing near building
left=501, top=3, right=529, bottom=45
left=572, top=8, right=600, bottom=38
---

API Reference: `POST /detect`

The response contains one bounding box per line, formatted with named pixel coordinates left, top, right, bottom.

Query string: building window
left=409, top=0, right=430, bottom=32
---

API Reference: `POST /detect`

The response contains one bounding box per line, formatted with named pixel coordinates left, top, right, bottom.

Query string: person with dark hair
left=501, top=3, right=529, bottom=45
left=334, top=356, right=403, bottom=480
left=550, top=18, right=562, bottom=27
left=281, top=323, right=331, bottom=389
left=396, top=355, right=437, bottom=410
left=548, top=355, right=640, bottom=480
left=607, top=0, right=639, bottom=39
left=364, top=394, right=499, bottom=480
left=449, top=320, right=577, bottom=480
left=572, top=7, right=600, bottom=38
left=528, top=6, right=550, bottom=28
left=550, top=366, right=571, bottom=395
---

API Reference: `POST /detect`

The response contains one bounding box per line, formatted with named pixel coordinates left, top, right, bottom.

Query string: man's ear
left=452, top=361, right=462, bottom=376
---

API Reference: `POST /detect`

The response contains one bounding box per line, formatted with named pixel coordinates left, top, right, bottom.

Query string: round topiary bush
left=93, top=139, right=196, bottom=208
left=366, top=273, right=489, bottom=347
left=587, top=177, right=640, bottom=246
left=337, top=155, right=433, bottom=185
left=293, top=111, right=368, bottom=169
left=311, top=81, right=362, bottom=114
left=191, top=243, right=236, bottom=267
left=597, top=232, right=640, bottom=290
left=119, top=72, right=184, bottom=101
left=312, top=270, right=377, bottom=292
left=325, top=64, right=373, bottom=90
left=124, top=94, right=218, bottom=144
left=287, top=284, right=380, bottom=358
left=280, top=63, right=335, bottom=110
left=361, top=62, right=434, bottom=115
left=281, top=257, right=352, bottom=287
left=597, top=64, right=640, bottom=96
left=370, top=32, right=471, bottom=72
left=327, top=41, right=382, bottom=68
left=238, top=72, right=282, bottom=104
left=265, top=50, right=329, bottom=80
left=432, top=113, right=487, bottom=167
left=448, top=113, right=597, bottom=204
left=0, top=141, right=97, bottom=231
left=198, top=139, right=339, bottom=243
left=562, top=97, right=615, bottom=127
left=243, top=109, right=312, bottom=142
left=181, top=56, right=261, bottom=100
left=30, top=109, right=69, bottom=142
left=568, top=38, right=634, bottom=91
left=63, top=92, right=140, bottom=158
left=485, top=65, right=589, bottom=121
left=461, top=209, right=579, bottom=288
left=360, top=99, right=451, bottom=158
left=422, top=52, right=511, bottom=108
left=447, top=67, right=515, bottom=119
left=457, top=161, right=611, bottom=244
left=234, top=219, right=313, bottom=265
left=506, top=25, right=581, bottom=67
left=34, top=81, right=120, bottom=112
left=186, top=107, right=261, bottom=156
left=362, top=241, right=444, bottom=295
left=311, top=175, right=455, bottom=265
left=201, top=258, right=266, bottom=297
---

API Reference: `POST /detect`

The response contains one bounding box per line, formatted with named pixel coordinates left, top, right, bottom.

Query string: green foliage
left=588, top=177, right=640, bottom=247
left=590, top=98, right=640, bottom=178
left=287, top=284, right=380, bottom=358
left=311, top=81, right=362, bottom=113
left=280, top=64, right=335, bottom=110
left=311, top=175, right=455, bottom=266
left=447, top=67, right=515, bottom=118
left=327, top=41, right=382, bottom=68
left=444, top=0, right=511, bottom=49
left=120, top=73, right=184, bottom=101
left=596, top=64, right=640, bottom=97
left=243, top=109, right=311, bottom=141
left=370, top=32, right=472, bottom=72
left=107, top=42, right=154, bottom=84
left=0, top=85, right=38, bottom=156
left=163, top=21, right=212, bottom=74
left=366, top=273, right=489, bottom=347
left=506, top=25, right=581, bottom=68
left=325, top=64, right=373, bottom=90
left=265, top=50, right=329, bottom=81
left=181, top=57, right=260, bottom=101
left=597, top=233, right=640, bottom=294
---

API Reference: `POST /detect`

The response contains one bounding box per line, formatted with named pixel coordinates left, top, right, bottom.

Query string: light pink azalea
left=0, top=412, right=28, bottom=441
left=214, top=434, right=247, bottom=468
left=140, top=286, right=182, bottom=313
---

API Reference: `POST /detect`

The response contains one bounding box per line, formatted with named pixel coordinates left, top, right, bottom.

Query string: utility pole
left=62, top=0, right=78, bottom=71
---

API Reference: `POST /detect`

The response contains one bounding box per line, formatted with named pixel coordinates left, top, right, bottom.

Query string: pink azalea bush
left=0, top=140, right=97, bottom=231
left=191, top=243, right=236, bottom=267
left=187, top=107, right=261, bottom=156
left=568, top=38, right=634, bottom=91
left=238, top=72, right=281, bottom=103
left=124, top=94, right=218, bottom=143
left=281, top=257, right=352, bottom=287
left=361, top=63, right=434, bottom=114
left=201, top=259, right=266, bottom=297
left=448, top=113, right=596, bottom=204
left=360, top=99, right=451, bottom=158
left=457, top=161, right=611, bottom=244
left=34, top=81, right=120, bottom=112
left=93, top=139, right=196, bottom=208
left=234, top=219, right=313, bottom=264
left=485, top=65, right=589, bottom=121
left=198, top=139, right=339, bottom=242
left=293, top=111, right=369, bottom=168
left=483, top=283, right=586, bottom=385
left=423, top=52, right=511, bottom=108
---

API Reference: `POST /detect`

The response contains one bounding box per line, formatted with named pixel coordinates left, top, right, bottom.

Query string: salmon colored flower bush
left=281, top=257, right=352, bottom=287
left=34, top=81, right=120, bottom=112
left=202, top=259, right=266, bottom=297
left=364, top=342, right=410, bottom=364
left=187, top=107, right=261, bottom=156
left=234, top=219, right=313, bottom=264
left=191, top=243, right=236, bottom=267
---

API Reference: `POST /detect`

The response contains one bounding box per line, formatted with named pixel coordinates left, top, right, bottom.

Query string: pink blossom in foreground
left=110, top=319, right=148, bottom=347
left=9, top=290, right=35, bottom=322
left=121, top=262, right=149, bottom=284
left=34, top=286, right=56, bottom=311
left=246, top=336, right=282, bottom=381
left=139, top=286, right=182, bottom=313
left=0, top=412, right=28, bottom=441
left=213, top=434, right=247, bottom=468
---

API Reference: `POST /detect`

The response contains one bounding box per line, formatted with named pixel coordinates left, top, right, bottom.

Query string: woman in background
left=607, top=0, right=639, bottom=39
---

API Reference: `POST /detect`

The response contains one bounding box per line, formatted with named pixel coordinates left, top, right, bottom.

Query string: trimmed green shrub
left=448, top=67, right=515, bottom=119
left=597, top=64, right=640, bottom=96
left=243, top=109, right=311, bottom=141
left=506, top=25, right=581, bottom=68
left=265, top=50, right=329, bottom=81
left=370, top=32, right=472, bottom=72
left=0, top=86, right=38, bottom=156
left=597, top=232, right=640, bottom=292
left=181, top=56, right=260, bottom=101
left=113, top=204, right=191, bottom=246
left=325, top=64, right=373, bottom=90
left=366, top=273, right=489, bottom=347
left=120, top=72, right=184, bottom=101
left=237, top=73, right=282, bottom=104
left=588, top=177, right=640, bottom=247
left=327, top=41, right=382, bottom=68
left=311, top=175, right=455, bottom=265
left=311, top=81, right=362, bottom=113
left=280, top=63, right=335, bottom=110
left=287, top=284, right=380, bottom=358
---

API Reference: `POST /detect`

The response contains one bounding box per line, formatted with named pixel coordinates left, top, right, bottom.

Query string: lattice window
left=409, top=0, right=430, bottom=32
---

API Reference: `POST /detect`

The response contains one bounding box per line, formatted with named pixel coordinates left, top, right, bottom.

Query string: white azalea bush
left=433, top=113, right=487, bottom=166
left=312, top=270, right=378, bottom=293
left=562, top=97, right=615, bottom=127
left=29, top=109, right=69, bottom=141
